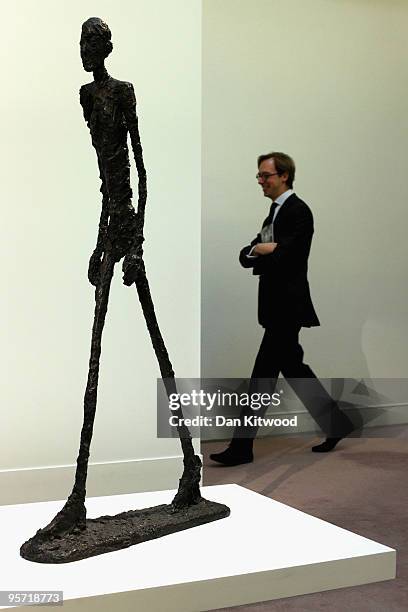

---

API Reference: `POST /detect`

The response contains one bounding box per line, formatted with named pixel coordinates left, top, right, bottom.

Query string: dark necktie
left=263, top=201, right=278, bottom=228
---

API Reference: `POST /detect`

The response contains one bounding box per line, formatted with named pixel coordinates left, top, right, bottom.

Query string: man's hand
left=88, top=249, right=103, bottom=286
left=252, top=242, right=278, bottom=256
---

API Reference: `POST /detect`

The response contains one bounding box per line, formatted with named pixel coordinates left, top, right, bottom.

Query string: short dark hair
left=257, top=152, right=295, bottom=189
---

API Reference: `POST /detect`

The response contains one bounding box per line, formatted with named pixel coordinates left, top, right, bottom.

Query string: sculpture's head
left=80, top=17, right=113, bottom=72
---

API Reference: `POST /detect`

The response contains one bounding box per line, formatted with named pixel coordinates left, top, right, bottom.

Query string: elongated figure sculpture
left=21, top=17, right=229, bottom=564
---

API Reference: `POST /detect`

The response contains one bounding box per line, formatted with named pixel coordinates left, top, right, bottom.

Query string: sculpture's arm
left=80, top=84, right=109, bottom=286
left=121, top=82, right=146, bottom=285
left=94, top=180, right=109, bottom=256
left=121, top=82, right=147, bottom=225
left=88, top=167, right=109, bottom=286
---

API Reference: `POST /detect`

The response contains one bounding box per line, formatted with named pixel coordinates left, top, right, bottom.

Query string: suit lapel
left=273, top=193, right=297, bottom=237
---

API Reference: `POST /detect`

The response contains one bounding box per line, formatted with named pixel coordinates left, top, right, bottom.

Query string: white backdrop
left=202, top=0, right=408, bottom=384
left=1, top=0, right=200, bottom=482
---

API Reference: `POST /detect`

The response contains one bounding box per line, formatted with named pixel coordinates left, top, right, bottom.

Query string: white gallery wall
left=202, top=0, right=408, bottom=396
left=1, top=0, right=200, bottom=502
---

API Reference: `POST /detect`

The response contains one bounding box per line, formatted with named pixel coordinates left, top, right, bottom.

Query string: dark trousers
left=233, top=323, right=353, bottom=443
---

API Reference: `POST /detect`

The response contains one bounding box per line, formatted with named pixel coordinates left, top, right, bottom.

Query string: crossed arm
left=239, top=206, right=313, bottom=273
left=252, top=242, right=278, bottom=256
left=239, top=235, right=277, bottom=268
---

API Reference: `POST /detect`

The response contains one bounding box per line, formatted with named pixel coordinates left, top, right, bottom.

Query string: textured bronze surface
left=21, top=499, right=230, bottom=564
left=20, top=17, right=229, bottom=564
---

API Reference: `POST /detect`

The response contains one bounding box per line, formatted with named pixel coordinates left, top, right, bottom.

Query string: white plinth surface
left=0, top=484, right=395, bottom=611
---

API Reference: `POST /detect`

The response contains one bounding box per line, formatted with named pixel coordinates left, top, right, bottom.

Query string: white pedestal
left=0, top=484, right=395, bottom=611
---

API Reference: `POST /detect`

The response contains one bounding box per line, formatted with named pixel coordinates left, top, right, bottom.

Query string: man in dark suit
left=210, top=152, right=353, bottom=466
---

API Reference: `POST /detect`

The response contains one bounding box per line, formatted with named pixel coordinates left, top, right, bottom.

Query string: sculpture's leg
left=34, top=252, right=116, bottom=539
left=133, top=262, right=202, bottom=510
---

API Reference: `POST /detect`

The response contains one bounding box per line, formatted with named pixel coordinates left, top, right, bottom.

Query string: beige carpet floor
left=202, top=426, right=407, bottom=611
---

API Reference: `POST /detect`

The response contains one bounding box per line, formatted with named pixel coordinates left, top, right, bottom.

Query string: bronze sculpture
left=21, top=17, right=229, bottom=564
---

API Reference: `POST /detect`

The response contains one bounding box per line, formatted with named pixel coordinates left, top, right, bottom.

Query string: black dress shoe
left=312, top=437, right=343, bottom=452
left=210, top=446, right=254, bottom=466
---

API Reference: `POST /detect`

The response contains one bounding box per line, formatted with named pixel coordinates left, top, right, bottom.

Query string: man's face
left=257, top=159, right=288, bottom=201
left=80, top=28, right=106, bottom=72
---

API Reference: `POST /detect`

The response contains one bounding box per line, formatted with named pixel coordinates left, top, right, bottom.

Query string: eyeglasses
left=256, top=172, right=279, bottom=181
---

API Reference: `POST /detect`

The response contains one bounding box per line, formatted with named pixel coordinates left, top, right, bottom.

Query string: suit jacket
left=239, top=193, right=320, bottom=328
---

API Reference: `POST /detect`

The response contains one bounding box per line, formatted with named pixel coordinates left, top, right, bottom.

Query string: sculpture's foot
left=170, top=454, right=202, bottom=511
left=20, top=500, right=230, bottom=564
left=38, top=489, right=86, bottom=537
left=20, top=490, right=86, bottom=562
